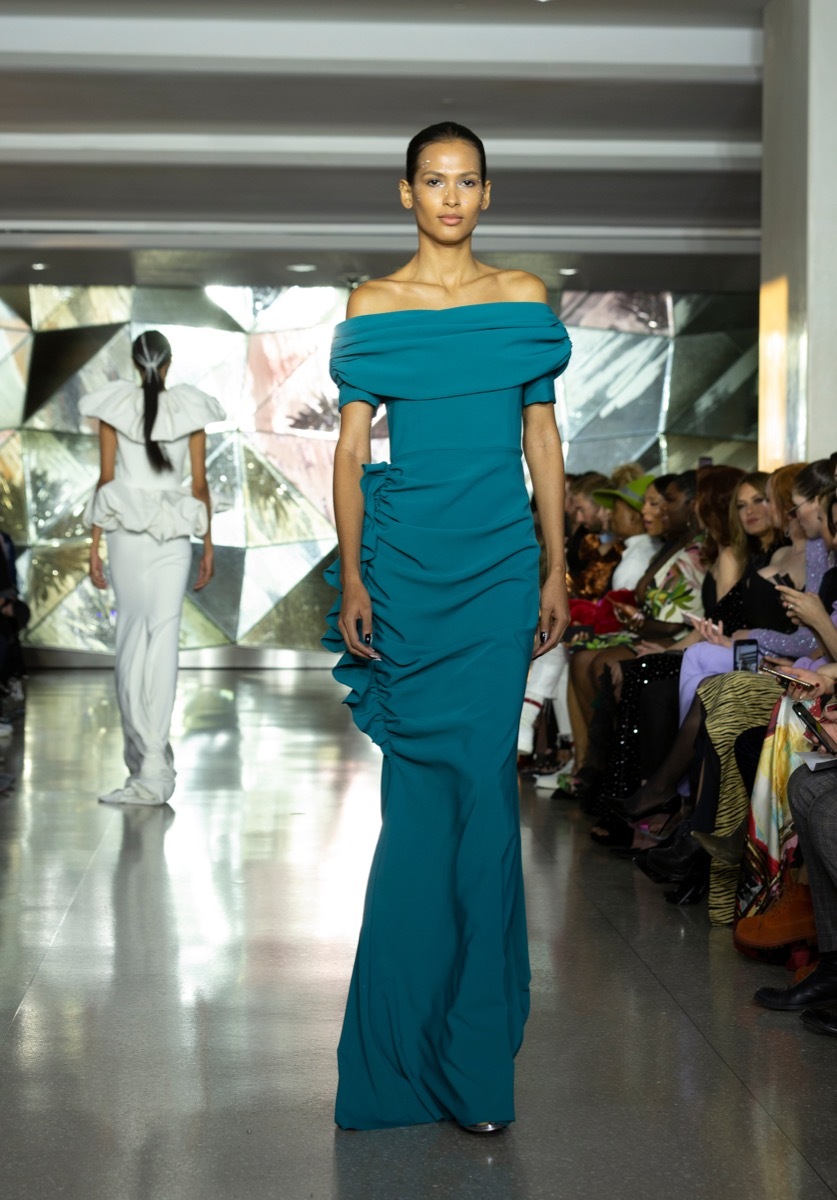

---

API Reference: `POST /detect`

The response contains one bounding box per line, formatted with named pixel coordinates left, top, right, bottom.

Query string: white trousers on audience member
left=526, top=644, right=571, bottom=736
left=108, top=529, right=191, bottom=804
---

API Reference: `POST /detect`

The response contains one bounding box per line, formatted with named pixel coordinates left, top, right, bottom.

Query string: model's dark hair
left=795, top=458, right=835, bottom=502
left=131, top=330, right=172, bottom=473
left=405, top=122, right=487, bottom=183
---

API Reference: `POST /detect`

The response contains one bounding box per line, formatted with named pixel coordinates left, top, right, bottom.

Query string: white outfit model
left=81, top=381, right=224, bottom=806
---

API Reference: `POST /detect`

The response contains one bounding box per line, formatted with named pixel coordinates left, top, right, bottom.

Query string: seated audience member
left=567, top=470, right=705, bottom=781
left=589, top=467, right=766, bottom=838
left=753, top=730, right=837, bottom=1031
left=593, top=475, right=661, bottom=591
left=518, top=473, right=659, bottom=774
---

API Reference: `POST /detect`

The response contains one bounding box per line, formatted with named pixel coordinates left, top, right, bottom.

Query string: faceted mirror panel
left=6, top=285, right=757, bottom=655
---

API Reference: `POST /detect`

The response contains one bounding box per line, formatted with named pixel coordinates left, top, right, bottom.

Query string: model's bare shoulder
left=494, top=270, right=549, bottom=304
left=346, top=277, right=419, bottom=318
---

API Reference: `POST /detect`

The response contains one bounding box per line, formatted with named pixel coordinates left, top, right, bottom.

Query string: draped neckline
left=336, top=300, right=554, bottom=331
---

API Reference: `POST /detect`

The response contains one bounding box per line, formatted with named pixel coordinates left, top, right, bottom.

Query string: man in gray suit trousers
left=755, top=710, right=837, bottom=1033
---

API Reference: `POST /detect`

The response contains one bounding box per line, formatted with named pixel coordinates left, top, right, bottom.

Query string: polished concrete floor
left=1, top=668, right=836, bottom=1200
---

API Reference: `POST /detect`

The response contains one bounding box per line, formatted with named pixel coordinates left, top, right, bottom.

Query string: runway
left=1, top=668, right=835, bottom=1200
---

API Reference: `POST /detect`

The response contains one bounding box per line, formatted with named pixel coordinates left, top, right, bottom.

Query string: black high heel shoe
left=601, top=793, right=682, bottom=825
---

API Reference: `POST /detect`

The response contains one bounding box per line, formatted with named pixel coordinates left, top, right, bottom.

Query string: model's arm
left=189, top=430, right=214, bottom=591
left=334, top=400, right=379, bottom=659
left=89, top=421, right=116, bottom=590
left=523, top=402, right=569, bottom=657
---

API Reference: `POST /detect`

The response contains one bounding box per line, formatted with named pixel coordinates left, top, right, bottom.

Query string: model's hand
left=533, top=571, right=569, bottom=658
left=89, top=547, right=107, bottom=589
left=339, top=578, right=380, bottom=660
left=194, top=549, right=214, bottom=591
left=776, top=585, right=827, bottom=629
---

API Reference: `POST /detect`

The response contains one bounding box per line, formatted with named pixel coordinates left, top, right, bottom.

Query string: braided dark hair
left=131, top=330, right=172, bottom=472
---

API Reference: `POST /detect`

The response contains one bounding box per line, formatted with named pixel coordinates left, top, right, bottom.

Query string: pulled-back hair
left=405, top=122, right=487, bottom=183
left=131, top=330, right=172, bottom=473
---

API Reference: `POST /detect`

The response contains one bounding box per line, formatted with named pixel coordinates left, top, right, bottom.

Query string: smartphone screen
left=733, top=639, right=760, bottom=673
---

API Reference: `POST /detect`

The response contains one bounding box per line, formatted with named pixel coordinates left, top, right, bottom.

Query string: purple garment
left=677, top=538, right=831, bottom=721
left=748, top=537, right=829, bottom=658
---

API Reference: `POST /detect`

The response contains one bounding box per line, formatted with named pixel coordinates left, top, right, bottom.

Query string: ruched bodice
left=323, top=302, right=571, bottom=1131
left=80, top=382, right=225, bottom=541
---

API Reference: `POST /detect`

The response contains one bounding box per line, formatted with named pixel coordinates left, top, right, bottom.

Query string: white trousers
left=108, top=529, right=191, bottom=804
left=525, top=644, right=571, bottom=735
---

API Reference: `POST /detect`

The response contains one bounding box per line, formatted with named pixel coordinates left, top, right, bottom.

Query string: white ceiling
left=0, top=0, right=770, bottom=293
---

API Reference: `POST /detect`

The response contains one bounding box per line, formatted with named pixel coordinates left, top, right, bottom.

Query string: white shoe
left=534, top=770, right=560, bottom=790
left=0, top=722, right=14, bottom=740
left=557, top=756, right=575, bottom=777
left=98, top=787, right=131, bottom=805
left=121, top=782, right=168, bottom=807
left=517, top=697, right=544, bottom=755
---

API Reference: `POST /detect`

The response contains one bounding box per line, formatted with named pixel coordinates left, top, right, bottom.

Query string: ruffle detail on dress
left=322, top=461, right=400, bottom=753
left=85, top=479, right=210, bottom=542
left=79, top=382, right=225, bottom=443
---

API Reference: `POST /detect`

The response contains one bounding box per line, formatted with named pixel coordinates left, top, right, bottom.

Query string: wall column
left=760, top=0, right=837, bottom=467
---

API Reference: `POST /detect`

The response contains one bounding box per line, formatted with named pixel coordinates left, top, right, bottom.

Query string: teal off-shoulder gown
left=323, top=301, right=572, bottom=1130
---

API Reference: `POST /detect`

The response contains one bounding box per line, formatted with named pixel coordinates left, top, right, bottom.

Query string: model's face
left=572, top=493, right=604, bottom=532
left=400, top=140, right=490, bottom=242
left=610, top=497, right=641, bottom=539
left=790, top=491, right=824, bottom=539
left=735, top=483, right=771, bottom=538
left=641, top=485, right=666, bottom=537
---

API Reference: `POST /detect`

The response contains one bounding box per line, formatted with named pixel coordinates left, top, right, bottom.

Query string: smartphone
left=563, top=624, right=594, bottom=642
left=772, top=573, right=797, bottom=589
left=793, top=702, right=837, bottom=754
left=733, top=639, right=760, bottom=673
left=760, top=665, right=814, bottom=690
left=684, top=612, right=719, bottom=632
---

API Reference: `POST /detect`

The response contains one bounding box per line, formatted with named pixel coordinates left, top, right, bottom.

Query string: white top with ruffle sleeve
left=80, top=381, right=225, bottom=542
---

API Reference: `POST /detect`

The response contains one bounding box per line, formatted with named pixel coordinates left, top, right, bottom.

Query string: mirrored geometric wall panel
left=4, top=285, right=756, bottom=656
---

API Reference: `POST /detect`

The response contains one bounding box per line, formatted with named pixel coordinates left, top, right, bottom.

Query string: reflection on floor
left=1, top=669, right=835, bottom=1200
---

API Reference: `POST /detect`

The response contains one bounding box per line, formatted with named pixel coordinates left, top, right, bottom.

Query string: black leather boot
left=637, top=823, right=706, bottom=883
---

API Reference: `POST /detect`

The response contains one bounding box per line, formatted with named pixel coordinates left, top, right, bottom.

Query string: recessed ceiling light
left=287, top=263, right=317, bottom=273
left=31, top=262, right=48, bottom=271
left=559, top=267, right=578, bottom=276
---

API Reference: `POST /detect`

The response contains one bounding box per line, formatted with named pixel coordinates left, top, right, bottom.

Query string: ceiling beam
left=0, top=132, right=762, bottom=173
left=0, top=16, right=762, bottom=83
left=0, top=219, right=760, bottom=257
